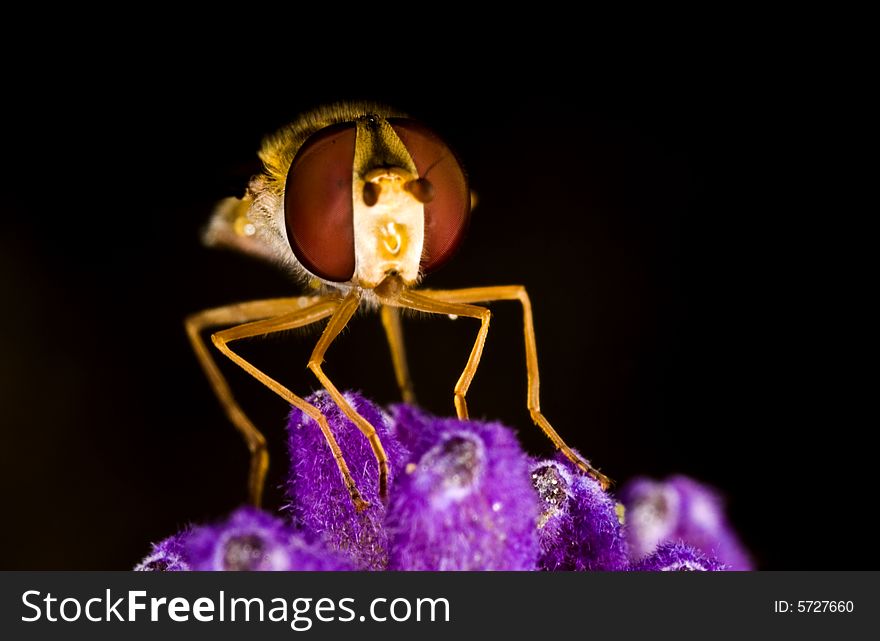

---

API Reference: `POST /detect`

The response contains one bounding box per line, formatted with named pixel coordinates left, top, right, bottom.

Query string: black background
left=0, top=35, right=864, bottom=570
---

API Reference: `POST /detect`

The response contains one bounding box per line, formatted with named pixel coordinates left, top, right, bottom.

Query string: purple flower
left=286, top=390, right=410, bottom=570
left=388, top=402, right=441, bottom=455
left=185, top=506, right=351, bottom=571
left=140, top=389, right=755, bottom=572
left=135, top=531, right=191, bottom=571
left=531, top=454, right=629, bottom=571
left=386, top=410, right=540, bottom=571
left=619, top=475, right=752, bottom=570
left=630, top=541, right=726, bottom=571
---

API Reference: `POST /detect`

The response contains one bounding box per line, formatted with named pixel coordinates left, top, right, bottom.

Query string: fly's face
left=350, top=116, right=425, bottom=288
left=283, top=112, right=471, bottom=290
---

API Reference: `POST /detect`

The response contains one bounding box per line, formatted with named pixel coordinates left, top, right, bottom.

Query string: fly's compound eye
left=389, top=118, right=470, bottom=273
left=284, top=122, right=357, bottom=282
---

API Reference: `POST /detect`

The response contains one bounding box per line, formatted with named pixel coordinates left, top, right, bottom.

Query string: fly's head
left=204, top=103, right=471, bottom=297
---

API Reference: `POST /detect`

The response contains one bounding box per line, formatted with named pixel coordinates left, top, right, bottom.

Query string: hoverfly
left=187, top=102, right=610, bottom=510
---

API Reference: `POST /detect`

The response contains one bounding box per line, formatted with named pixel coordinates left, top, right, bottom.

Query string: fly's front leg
left=380, top=305, right=416, bottom=403
left=307, top=290, right=391, bottom=500
left=418, top=285, right=611, bottom=490
left=185, top=296, right=322, bottom=506
left=191, top=294, right=371, bottom=511
left=392, top=290, right=491, bottom=421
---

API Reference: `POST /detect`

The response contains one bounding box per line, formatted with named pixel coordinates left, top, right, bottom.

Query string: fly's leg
left=417, top=285, right=611, bottom=490
left=186, top=297, right=320, bottom=506
left=307, top=290, right=390, bottom=500
left=391, top=290, right=491, bottom=422
left=380, top=305, right=416, bottom=403
left=189, top=294, right=369, bottom=510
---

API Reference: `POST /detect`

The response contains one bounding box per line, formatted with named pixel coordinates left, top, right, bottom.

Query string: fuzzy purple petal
left=620, top=475, right=753, bottom=570
left=630, top=541, right=726, bottom=571
left=388, top=402, right=441, bottom=454
left=286, top=390, right=410, bottom=570
left=185, top=506, right=351, bottom=571
left=531, top=453, right=628, bottom=571
left=135, top=531, right=191, bottom=571
left=387, top=410, right=539, bottom=571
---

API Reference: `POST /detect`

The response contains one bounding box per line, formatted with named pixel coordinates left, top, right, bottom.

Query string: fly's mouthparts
left=379, top=221, right=403, bottom=256
left=374, top=272, right=405, bottom=299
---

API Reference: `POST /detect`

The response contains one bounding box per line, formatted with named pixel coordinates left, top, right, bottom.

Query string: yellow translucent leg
left=391, top=290, right=491, bottom=421
left=186, top=297, right=319, bottom=506
left=380, top=305, right=416, bottom=403
left=190, top=294, right=368, bottom=510
left=307, top=290, right=390, bottom=500
left=417, top=285, right=611, bottom=490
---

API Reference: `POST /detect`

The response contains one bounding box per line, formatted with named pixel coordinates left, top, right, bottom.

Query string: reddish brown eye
left=389, top=118, right=470, bottom=272
left=284, top=123, right=356, bottom=282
